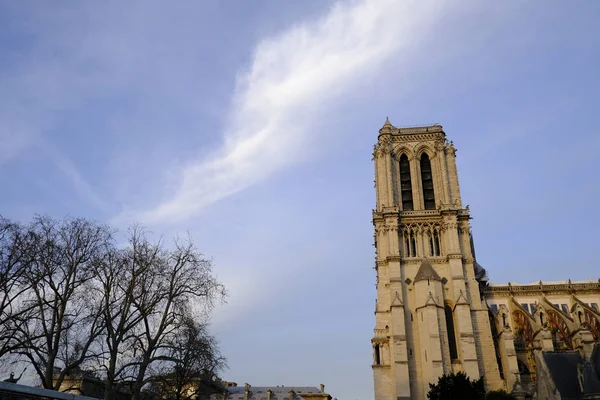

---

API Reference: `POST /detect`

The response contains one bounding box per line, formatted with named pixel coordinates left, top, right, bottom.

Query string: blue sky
left=1, top=1, right=600, bottom=399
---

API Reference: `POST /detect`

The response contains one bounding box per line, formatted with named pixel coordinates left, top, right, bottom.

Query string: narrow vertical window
left=404, top=233, right=410, bottom=258
left=428, top=233, right=434, bottom=257
left=399, top=154, right=414, bottom=211
left=410, top=231, right=417, bottom=257
left=374, top=344, right=381, bottom=365
left=445, top=305, right=458, bottom=360
left=433, top=231, right=441, bottom=256
left=420, top=154, right=436, bottom=210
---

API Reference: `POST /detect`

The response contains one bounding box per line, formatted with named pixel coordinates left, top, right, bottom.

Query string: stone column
left=374, top=141, right=391, bottom=210
left=391, top=293, right=411, bottom=399
left=410, top=156, right=422, bottom=210
left=537, top=327, right=554, bottom=351
left=473, top=309, right=504, bottom=391
left=445, top=144, right=462, bottom=208
left=454, top=294, right=480, bottom=379
left=437, top=142, right=451, bottom=204
left=443, top=217, right=461, bottom=256
left=415, top=278, right=446, bottom=397
left=385, top=153, right=395, bottom=207
left=498, top=326, right=519, bottom=392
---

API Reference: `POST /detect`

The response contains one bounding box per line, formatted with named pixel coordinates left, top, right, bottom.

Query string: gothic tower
left=371, top=120, right=503, bottom=399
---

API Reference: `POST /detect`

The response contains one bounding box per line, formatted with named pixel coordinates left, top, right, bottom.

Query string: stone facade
left=370, top=120, right=600, bottom=399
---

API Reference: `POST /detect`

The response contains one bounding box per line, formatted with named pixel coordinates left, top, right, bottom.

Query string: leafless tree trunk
left=0, top=216, right=31, bottom=358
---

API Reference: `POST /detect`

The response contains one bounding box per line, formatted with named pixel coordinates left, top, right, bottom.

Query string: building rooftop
left=489, top=279, right=600, bottom=287
left=378, top=118, right=444, bottom=137
left=223, top=384, right=330, bottom=400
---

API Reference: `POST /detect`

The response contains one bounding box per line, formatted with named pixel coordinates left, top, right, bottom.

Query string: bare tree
left=129, top=236, right=225, bottom=400
left=10, top=216, right=113, bottom=389
left=94, top=227, right=161, bottom=399
left=147, top=317, right=226, bottom=400
left=0, top=216, right=226, bottom=399
left=97, top=228, right=225, bottom=400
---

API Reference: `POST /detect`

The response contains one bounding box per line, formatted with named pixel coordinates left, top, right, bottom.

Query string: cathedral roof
left=414, top=259, right=441, bottom=283
left=542, top=345, right=600, bottom=398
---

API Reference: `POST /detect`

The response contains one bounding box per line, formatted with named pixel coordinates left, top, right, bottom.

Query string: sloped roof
left=414, top=260, right=441, bottom=282
left=543, top=351, right=581, bottom=399
left=542, top=346, right=600, bottom=399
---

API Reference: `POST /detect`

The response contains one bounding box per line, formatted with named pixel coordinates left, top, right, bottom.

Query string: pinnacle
left=378, top=116, right=395, bottom=136
left=426, top=292, right=437, bottom=306
left=391, top=291, right=403, bottom=307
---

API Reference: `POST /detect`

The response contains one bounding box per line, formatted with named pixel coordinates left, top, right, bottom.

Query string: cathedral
left=371, top=120, right=600, bottom=399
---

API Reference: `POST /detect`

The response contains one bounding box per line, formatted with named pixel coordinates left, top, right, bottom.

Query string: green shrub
left=485, top=390, right=517, bottom=400
left=427, top=372, right=486, bottom=400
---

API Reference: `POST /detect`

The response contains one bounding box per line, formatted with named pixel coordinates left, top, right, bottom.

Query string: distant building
left=53, top=367, right=132, bottom=400
left=371, top=120, right=600, bottom=399
left=213, top=382, right=332, bottom=400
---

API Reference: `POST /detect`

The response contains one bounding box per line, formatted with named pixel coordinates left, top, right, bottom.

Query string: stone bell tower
left=371, top=120, right=503, bottom=399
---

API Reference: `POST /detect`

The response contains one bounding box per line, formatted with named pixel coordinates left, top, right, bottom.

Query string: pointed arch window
left=444, top=304, right=458, bottom=360
left=420, top=154, right=436, bottom=210
left=403, top=229, right=417, bottom=257
left=399, top=154, right=414, bottom=211
left=428, top=229, right=441, bottom=257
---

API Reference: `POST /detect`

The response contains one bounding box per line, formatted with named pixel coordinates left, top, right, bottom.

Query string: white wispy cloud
left=129, top=0, right=444, bottom=224
left=39, top=140, right=110, bottom=213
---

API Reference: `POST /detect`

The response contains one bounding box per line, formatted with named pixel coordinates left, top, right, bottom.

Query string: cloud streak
left=130, top=0, right=443, bottom=224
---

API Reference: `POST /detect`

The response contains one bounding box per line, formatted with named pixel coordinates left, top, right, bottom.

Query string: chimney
left=244, top=383, right=251, bottom=400
left=320, top=384, right=325, bottom=393
left=289, top=390, right=295, bottom=400
left=267, top=389, right=273, bottom=400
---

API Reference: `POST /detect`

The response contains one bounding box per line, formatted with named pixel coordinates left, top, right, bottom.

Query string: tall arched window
left=444, top=304, right=458, bottom=360
left=399, top=154, right=414, bottom=211
left=420, top=154, right=436, bottom=210
left=428, top=230, right=441, bottom=257
left=428, top=233, right=434, bottom=256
